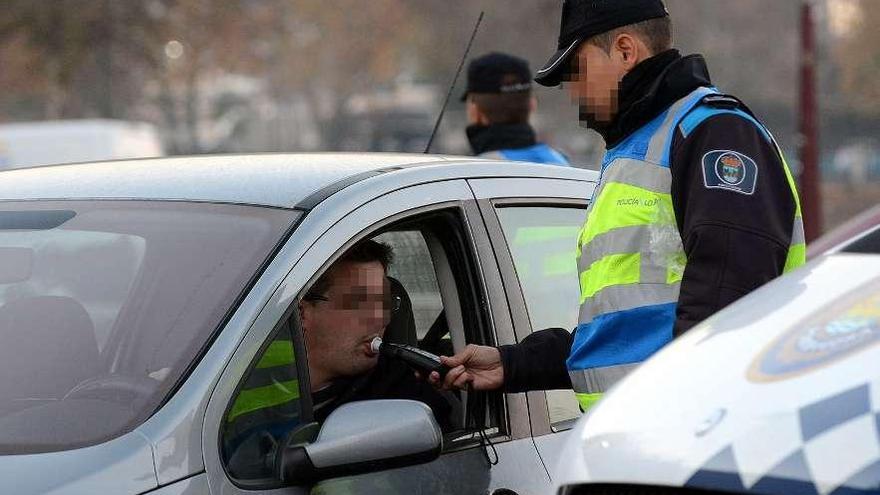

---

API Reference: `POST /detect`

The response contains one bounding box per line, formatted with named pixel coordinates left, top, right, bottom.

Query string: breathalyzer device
left=370, top=337, right=449, bottom=379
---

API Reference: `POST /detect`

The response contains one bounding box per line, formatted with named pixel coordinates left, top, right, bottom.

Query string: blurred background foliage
left=0, top=0, right=878, bottom=226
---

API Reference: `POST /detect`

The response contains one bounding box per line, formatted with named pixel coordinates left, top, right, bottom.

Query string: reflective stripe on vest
left=779, top=152, right=806, bottom=272
left=569, top=87, right=805, bottom=410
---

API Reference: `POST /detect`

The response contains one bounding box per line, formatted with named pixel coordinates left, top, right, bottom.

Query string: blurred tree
left=0, top=0, right=873, bottom=158
left=0, top=32, right=49, bottom=120
left=138, top=0, right=252, bottom=153
left=0, top=0, right=104, bottom=118
left=252, top=0, right=421, bottom=150
left=0, top=0, right=255, bottom=151
left=832, top=0, right=880, bottom=114
left=666, top=0, right=800, bottom=110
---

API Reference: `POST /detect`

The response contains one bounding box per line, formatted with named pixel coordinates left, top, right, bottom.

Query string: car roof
left=555, top=253, right=880, bottom=493
left=0, top=153, right=592, bottom=209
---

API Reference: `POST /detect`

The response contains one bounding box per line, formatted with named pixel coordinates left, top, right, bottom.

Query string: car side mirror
left=277, top=399, right=442, bottom=485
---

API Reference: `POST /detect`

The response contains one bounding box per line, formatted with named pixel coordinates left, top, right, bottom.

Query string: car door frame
left=467, top=176, right=595, bottom=478
left=201, top=177, right=540, bottom=494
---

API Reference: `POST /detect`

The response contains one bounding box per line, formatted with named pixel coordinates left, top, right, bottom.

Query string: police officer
left=463, top=52, right=570, bottom=165
left=432, top=0, right=805, bottom=410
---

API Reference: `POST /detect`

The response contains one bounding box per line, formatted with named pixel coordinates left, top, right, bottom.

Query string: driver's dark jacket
left=223, top=351, right=455, bottom=480
left=499, top=50, right=799, bottom=393
left=312, top=355, right=456, bottom=431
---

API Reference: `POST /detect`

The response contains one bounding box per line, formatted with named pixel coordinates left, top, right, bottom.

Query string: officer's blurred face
left=300, top=260, right=391, bottom=390
left=564, top=33, right=647, bottom=125
left=466, top=96, right=489, bottom=126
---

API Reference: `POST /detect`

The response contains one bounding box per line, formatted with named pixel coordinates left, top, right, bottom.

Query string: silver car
left=0, top=154, right=596, bottom=495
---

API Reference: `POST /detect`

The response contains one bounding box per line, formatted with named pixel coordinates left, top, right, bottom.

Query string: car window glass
left=221, top=326, right=303, bottom=482
left=495, top=206, right=586, bottom=426
left=0, top=229, right=146, bottom=351
left=0, top=201, right=296, bottom=455
left=840, top=225, right=880, bottom=254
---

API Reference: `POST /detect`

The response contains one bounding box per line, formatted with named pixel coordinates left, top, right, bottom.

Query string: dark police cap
left=461, top=52, right=532, bottom=102
left=534, top=0, right=669, bottom=87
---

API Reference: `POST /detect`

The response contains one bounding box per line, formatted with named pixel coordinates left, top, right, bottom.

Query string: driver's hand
left=428, top=344, right=504, bottom=391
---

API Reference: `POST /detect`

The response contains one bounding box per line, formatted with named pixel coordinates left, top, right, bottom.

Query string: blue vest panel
left=568, top=302, right=677, bottom=370
left=499, top=144, right=570, bottom=166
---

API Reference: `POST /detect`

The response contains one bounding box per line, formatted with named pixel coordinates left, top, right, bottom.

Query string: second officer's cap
left=461, top=52, right=533, bottom=102
left=534, top=0, right=669, bottom=87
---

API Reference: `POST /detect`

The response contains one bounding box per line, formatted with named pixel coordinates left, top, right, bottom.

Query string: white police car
left=553, top=228, right=880, bottom=494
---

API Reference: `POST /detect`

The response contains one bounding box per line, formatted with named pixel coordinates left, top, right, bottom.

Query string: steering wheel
left=63, top=374, right=158, bottom=404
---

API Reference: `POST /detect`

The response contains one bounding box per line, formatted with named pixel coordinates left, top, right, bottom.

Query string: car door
left=202, top=178, right=548, bottom=495
left=468, top=176, right=595, bottom=477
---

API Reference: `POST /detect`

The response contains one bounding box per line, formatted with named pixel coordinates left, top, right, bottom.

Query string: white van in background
left=0, top=120, right=163, bottom=170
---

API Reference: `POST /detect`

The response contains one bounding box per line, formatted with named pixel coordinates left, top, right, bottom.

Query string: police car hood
left=556, top=253, right=880, bottom=494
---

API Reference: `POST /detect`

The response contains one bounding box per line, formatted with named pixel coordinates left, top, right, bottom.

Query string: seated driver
left=223, top=239, right=456, bottom=479
left=299, top=239, right=456, bottom=431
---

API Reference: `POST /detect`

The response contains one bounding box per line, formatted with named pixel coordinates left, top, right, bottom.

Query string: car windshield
left=0, top=200, right=297, bottom=454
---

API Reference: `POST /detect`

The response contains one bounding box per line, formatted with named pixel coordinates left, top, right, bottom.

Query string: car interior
left=221, top=207, right=503, bottom=484
left=372, top=210, right=502, bottom=444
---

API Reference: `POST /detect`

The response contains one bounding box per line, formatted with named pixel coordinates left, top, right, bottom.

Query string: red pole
left=799, top=1, right=822, bottom=241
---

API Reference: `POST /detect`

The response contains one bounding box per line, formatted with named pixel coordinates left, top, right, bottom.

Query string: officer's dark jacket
left=313, top=354, right=456, bottom=431
left=499, top=49, right=798, bottom=392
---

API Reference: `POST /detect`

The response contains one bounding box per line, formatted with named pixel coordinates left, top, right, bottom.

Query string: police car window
left=495, top=206, right=586, bottom=426
left=221, top=324, right=304, bottom=482
left=840, top=225, right=880, bottom=254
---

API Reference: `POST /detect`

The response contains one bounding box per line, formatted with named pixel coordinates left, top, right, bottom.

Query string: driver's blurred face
left=301, top=260, right=390, bottom=390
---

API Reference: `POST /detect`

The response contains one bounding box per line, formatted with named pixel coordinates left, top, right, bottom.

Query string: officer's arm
left=670, top=114, right=797, bottom=336
left=498, top=327, right=573, bottom=392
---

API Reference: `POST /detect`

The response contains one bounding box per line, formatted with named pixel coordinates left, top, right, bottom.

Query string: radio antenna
left=424, top=11, right=484, bottom=154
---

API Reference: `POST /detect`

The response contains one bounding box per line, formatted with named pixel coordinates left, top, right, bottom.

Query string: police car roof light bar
left=424, top=11, right=484, bottom=154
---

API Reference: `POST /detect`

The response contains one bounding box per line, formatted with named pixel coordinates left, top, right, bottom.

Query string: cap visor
left=534, top=39, right=581, bottom=87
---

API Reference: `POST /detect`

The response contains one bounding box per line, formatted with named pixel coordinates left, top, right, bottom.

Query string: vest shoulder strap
left=678, top=93, right=772, bottom=143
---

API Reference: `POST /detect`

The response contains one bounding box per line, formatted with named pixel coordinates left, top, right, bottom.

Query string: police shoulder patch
left=701, top=150, right=758, bottom=195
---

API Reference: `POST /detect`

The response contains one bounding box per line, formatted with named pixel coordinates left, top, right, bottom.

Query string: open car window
left=219, top=207, right=504, bottom=486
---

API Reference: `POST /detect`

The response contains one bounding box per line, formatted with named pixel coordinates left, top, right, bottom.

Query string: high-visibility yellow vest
left=227, top=339, right=300, bottom=424
left=569, top=87, right=805, bottom=411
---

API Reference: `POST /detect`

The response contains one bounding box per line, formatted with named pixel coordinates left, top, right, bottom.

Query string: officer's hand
left=428, top=344, right=503, bottom=391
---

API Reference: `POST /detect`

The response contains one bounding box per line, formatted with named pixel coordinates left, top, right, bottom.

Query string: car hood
left=555, top=253, right=880, bottom=493
left=0, top=431, right=157, bottom=495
